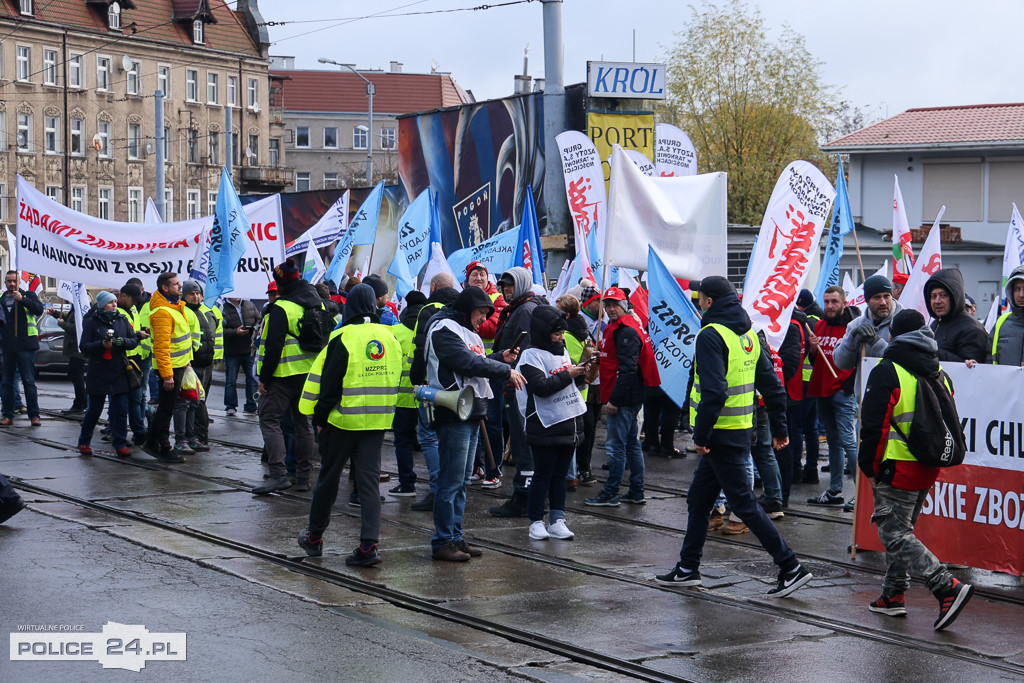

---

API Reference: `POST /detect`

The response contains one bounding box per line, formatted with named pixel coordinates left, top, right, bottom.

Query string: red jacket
left=599, top=313, right=660, bottom=404
left=807, top=317, right=856, bottom=397
left=475, top=290, right=506, bottom=342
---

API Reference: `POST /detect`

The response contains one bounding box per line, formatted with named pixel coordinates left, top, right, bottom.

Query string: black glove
left=113, top=336, right=126, bottom=348
left=850, top=324, right=877, bottom=346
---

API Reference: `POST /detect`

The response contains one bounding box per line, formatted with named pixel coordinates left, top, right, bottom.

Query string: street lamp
left=318, top=57, right=375, bottom=185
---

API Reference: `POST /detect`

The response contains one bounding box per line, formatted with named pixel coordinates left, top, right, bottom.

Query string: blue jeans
left=129, top=356, right=149, bottom=440
left=431, top=419, right=478, bottom=550
left=2, top=350, right=39, bottom=419
left=80, top=392, right=130, bottom=449
left=750, top=405, right=782, bottom=505
left=818, top=391, right=858, bottom=493
left=148, top=361, right=161, bottom=401
left=678, top=433, right=799, bottom=572
left=418, top=405, right=440, bottom=493
left=223, top=354, right=258, bottom=411
left=602, top=404, right=645, bottom=495
left=392, top=407, right=419, bottom=487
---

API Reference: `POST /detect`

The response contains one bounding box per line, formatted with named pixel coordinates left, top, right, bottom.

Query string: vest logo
left=365, top=340, right=386, bottom=360
left=741, top=333, right=755, bottom=353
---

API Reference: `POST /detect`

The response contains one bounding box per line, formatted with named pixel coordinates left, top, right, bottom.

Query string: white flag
left=655, top=123, right=698, bottom=177
left=899, top=207, right=945, bottom=318
left=847, top=261, right=889, bottom=309
left=984, top=297, right=1000, bottom=333
left=555, top=131, right=606, bottom=282
left=145, top=197, right=163, bottom=223
left=4, top=226, right=16, bottom=272
left=624, top=149, right=655, bottom=176
left=843, top=271, right=857, bottom=303
left=549, top=258, right=574, bottom=302
left=1002, top=203, right=1024, bottom=302
left=57, top=280, right=91, bottom=349
left=301, top=241, right=327, bottom=284
left=419, top=241, right=462, bottom=294
left=892, top=175, right=915, bottom=276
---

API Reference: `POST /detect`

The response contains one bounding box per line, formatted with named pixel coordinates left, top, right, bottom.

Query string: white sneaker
left=529, top=521, right=549, bottom=540
left=225, top=408, right=237, bottom=416
left=548, top=519, right=575, bottom=540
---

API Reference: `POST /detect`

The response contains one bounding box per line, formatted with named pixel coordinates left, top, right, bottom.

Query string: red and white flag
left=892, top=175, right=915, bottom=276
left=898, top=207, right=945, bottom=318
left=555, top=131, right=605, bottom=283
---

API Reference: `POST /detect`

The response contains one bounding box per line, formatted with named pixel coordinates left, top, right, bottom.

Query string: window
left=125, top=188, right=142, bottom=222
left=20, top=0, right=33, bottom=15
left=45, top=115, right=59, bottom=153
left=163, top=188, right=174, bottom=221
left=16, top=46, right=30, bottom=81
left=70, top=117, right=84, bottom=155
left=247, top=133, right=258, bottom=165
left=353, top=125, right=368, bottom=150
left=268, top=138, right=280, bottom=167
left=0, top=112, right=5, bottom=150
left=208, top=131, right=219, bottom=165
left=97, top=120, right=111, bottom=157
left=45, top=186, right=60, bottom=202
left=231, top=132, right=239, bottom=165
left=0, top=184, right=6, bottom=221
left=295, top=172, right=310, bottom=192
left=323, top=172, right=338, bottom=189
left=17, top=113, right=32, bottom=152
left=163, top=125, right=171, bottom=158
left=97, top=187, right=112, bottom=220
left=43, top=49, right=57, bottom=85
left=295, top=126, right=309, bottom=148
left=128, top=123, right=141, bottom=159
left=193, top=19, right=204, bottom=44
left=68, top=54, right=82, bottom=88
left=227, top=76, right=238, bottom=107
left=247, top=78, right=258, bottom=109
left=157, top=64, right=171, bottom=98
left=186, top=190, right=200, bottom=220
left=108, top=2, right=121, bottom=30
left=922, top=159, right=983, bottom=222
left=71, top=185, right=85, bottom=213
left=381, top=127, right=397, bottom=150
left=126, top=58, right=140, bottom=95
left=207, top=191, right=217, bottom=217
left=96, top=56, right=111, bottom=91
left=323, top=126, right=338, bottom=149
left=187, top=128, right=198, bottom=163
left=186, top=69, right=198, bottom=101
left=207, top=72, right=219, bottom=104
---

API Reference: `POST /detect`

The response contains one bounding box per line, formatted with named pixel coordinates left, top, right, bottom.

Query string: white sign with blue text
left=587, top=62, right=665, bottom=100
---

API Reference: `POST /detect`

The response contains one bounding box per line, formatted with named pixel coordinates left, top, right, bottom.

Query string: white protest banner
left=741, top=161, right=836, bottom=349
left=605, top=145, right=727, bottom=280
left=655, top=123, right=697, bottom=177
left=624, top=149, right=655, bottom=176
left=5, top=226, right=16, bottom=271
left=57, top=279, right=91, bottom=349
left=898, top=207, right=945, bottom=318
left=16, top=176, right=282, bottom=296
left=847, top=261, right=888, bottom=309
left=556, top=131, right=606, bottom=281
left=285, top=190, right=350, bottom=257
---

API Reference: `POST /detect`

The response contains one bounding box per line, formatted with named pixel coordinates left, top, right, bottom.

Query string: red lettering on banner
left=659, top=171, right=675, bottom=177
left=567, top=177, right=599, bottom=238
left=247, top=222, right=278, bottom=242
left=923, top=252, right=941, bottom=276
left=750, top=206, right=816, bottom=333
left=523, top=242, right=532, bottom=271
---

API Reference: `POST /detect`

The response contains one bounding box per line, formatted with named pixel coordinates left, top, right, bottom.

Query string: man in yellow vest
left=140, top=272, right=191, bottom=463
left=253, top=259, right=323, bottom=494
left=656, top=276, right=812, bottom=597
left=118, top=282, right=150, bottom=445
left=296, top=284, right=401, bottom=565
left=857, top=309, right=974, bottom=630
left=988, top=265, right=1024, bottom=366
left=1, top=270, right=45, bottom=427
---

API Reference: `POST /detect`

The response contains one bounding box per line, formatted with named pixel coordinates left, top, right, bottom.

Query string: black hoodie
left=258, top=278, right=324, bottom=382
left=519, top=305, right=584, bottom=445
left=691, top=292, right=787, bottom=449
left=924, top=268, right=988, bottom=363
left=410, top=286, right=459, bottom=385
left=426, top=286, right=510, bottom=421
left=312, top=285, right=380, bottom=428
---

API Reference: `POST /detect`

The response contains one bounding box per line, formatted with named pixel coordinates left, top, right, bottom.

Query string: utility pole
left=541, top=1, right=569, bottom=245
left=61, top=31, right=70, bottom=206
left=155, top=90, right=166, bottom=220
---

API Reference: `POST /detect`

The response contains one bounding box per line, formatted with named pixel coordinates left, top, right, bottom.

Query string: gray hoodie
left=989, top=264, right=1024, bottom=366
left=833, top=297, right=904, bottom=372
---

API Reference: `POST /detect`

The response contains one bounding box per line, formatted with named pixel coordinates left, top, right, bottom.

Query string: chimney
left=514, top=74, right=532, bottom=95
left=533, top=77, right=545, bottom=93
left=390, top=61, right=403, bottom=73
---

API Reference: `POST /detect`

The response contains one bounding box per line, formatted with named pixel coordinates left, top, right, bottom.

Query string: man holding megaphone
left=423, top=287, right=526, bottom=562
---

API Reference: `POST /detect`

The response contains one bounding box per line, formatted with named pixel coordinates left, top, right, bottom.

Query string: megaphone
left=415, top=385, right=475, bottom=421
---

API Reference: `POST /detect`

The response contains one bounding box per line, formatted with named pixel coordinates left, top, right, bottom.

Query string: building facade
left=0, top=0, right=288, bottom=276
left=271, top=58, right=468, bottom=191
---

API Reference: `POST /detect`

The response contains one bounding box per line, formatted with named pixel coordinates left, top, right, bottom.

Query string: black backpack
left=295, top=304, right=334, bottom=352
left=888, top=366, right=966, bottom=468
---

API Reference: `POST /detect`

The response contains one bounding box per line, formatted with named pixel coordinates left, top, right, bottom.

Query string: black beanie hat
left=797, top=289, right=814, bottom=307
left=273, top=258, right=301, bottom=284
left=891, top=309, right=926, bottom=338
left=404, top=290, right=427, bottom=307
left=697, top=275, right=735, bottom=300
left=362, top=273, right=390, bottom=299
left=863, top=274, right=892, bottom=301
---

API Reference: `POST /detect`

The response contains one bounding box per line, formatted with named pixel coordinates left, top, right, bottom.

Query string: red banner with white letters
left=854, top=361, right=1024, bottom=575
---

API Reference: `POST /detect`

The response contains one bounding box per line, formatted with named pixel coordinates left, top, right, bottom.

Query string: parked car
left=34, top=313, right=68, bottom=376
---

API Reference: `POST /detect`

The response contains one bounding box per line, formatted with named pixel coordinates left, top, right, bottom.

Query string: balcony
left=239, top=164, right=292, bottom=192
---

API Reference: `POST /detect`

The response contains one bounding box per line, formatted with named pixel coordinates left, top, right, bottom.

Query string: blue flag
left=512, top=185, right=545, bottom=285
left=646, top=246, right=703, bottom=408
left=814, top=156, right=855, bottom=301
left=447, top=228, right=520, bottom=282
left=326, top=181, right=384, bottom=286
left=205, top=167, right=252, bottom=306
left=387, top=190, right=435, bottom=297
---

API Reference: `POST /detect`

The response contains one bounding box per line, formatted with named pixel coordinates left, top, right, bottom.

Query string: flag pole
left=851, top=228, right=866, bottom=281
left=250, top=236, right=273, bottom=284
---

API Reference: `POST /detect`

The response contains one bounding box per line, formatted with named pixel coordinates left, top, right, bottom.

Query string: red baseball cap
left=892, top=272, right=909, bottom=285
left=465, top=260, right=488, bottom=279
left=602, top=286, right=627, bottom=302
left=267, top=281, right=278, bottom=293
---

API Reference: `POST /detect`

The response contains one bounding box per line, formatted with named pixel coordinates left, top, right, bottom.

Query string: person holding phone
left=220, top=296, right=260, bottom=415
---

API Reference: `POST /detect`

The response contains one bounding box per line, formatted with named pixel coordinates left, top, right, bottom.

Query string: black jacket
left=607, top=320, right=645, bottom=407
left=520, top=305, right=584, bottom=445
left=494, top=292, right=548, bottom=353
left=258, top=279, right=323, bottom=382
left=57, top=307, right=86, bottom=360
left=186, top=303, right=217, bottom=368
left=410, top=287, right=459, bottom=386
left=778, top=311, right=805, bottom=404
left=312, top=285, right=378, bottom=429
left=221, top=299, right=260, bottom=357
left=427, top=287, right=510, bottom=422
left=924, top=268, right=988, bottom=363
left=801, top=301, right=825, bottom=323
left=81, top=308, right=139, bottom=395
left=0, top=289, right=45, bottom=352
left=691, top=292, right=787, bottom=449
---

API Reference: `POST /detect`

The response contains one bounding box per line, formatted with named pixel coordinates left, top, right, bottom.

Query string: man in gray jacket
left=834, top=275, right=904, bottom=374
left=989, top=265, right=1024, bottom=366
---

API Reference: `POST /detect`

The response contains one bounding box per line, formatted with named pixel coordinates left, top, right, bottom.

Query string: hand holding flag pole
left=805, top=322, right=838, bottom=378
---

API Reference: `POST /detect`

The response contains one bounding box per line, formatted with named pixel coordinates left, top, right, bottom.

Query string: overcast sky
left=258, top=0, right=1024, bottom=127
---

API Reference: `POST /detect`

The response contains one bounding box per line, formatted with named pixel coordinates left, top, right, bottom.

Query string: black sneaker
left=297, top=529, right=323, bottom=557
left=620, top=490, right=646, bottom=505
left=0, top=498, right=27, bottom=525
left=767, top=565, right=812, bottom=598
left=584, top=490, right=621, bottom=507
left=294, top=478, right=311, bottom=492
left=489, top=495, right=528, bottom=518
left=934, top=578, right=974, bottom=631
left=345, top=544, right=382, bottom=567
left=807, top=490, right=844, bottom=506
left=655, top=564, right=701, bottom=586
left=410, top=492, right=434, bottom=511
left=801, top=469, right=819, bottom=484
left=868, top=593, right=907, bottom=617
left=578, top=471, right=598, bottom=486
left=388, top=483, right=416, bottom=497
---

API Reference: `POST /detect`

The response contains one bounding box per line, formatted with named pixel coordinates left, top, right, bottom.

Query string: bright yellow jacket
left=149, top=290, right=192, bottom=379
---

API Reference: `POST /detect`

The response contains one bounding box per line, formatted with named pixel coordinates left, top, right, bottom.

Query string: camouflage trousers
left=871, top=481, right=953, bottom=597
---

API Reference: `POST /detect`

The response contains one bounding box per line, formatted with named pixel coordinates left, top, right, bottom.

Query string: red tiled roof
left=272, top=69, right=469, bottom=115
left=0, top=0, right=259, bottom=57
left=824, top=102, right=1024, bottom=149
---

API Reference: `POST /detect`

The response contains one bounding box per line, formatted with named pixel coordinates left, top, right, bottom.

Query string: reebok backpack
left=889, top=369, right=966, bottom=468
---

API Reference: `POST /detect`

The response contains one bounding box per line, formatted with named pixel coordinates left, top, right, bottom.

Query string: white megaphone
left=415, top=385, right=475, bottom=421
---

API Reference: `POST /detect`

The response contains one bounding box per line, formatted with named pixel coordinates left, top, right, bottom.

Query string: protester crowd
left=2, top=260, right=1014, bottom=632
